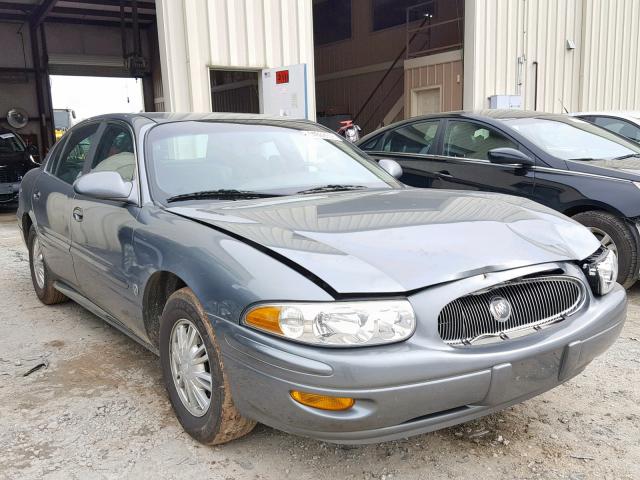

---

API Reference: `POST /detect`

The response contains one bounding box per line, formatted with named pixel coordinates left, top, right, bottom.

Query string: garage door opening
left=210, top=69, right=260, bottom=114
left=50, top=75, right=145, bottom=137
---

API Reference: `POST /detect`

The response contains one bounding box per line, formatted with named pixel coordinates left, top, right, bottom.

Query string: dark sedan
left=358, top=110, right=640, bottom=288
left=0, top=128, right=39, bottom=204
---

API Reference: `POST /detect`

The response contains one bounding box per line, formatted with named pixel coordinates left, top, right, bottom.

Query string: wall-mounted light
left=566, top=39, right=576, bottom=50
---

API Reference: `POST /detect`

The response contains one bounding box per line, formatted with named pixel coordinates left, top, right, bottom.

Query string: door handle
left=72, top=207, right=83, bottom=222
left=33, top=191, right=41, bottom=200
left=437, top=170, right=452, bottom=178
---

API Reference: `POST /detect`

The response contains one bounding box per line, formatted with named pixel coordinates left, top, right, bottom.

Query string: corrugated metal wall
left=155, top=0, right=316, bottom=116
left=463, top=0, right=640, bottom=113
left=580, top=0, right=640, bottom=110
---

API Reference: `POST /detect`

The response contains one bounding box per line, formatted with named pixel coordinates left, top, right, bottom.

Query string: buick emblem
left=489, top=296, right=512, bottom=323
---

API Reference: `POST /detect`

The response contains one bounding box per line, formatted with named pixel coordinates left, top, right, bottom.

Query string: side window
left=592, top=116, right=640, bottom=142
left=44, top=139, right=65, bottom=173
left=443, top=121, right=517, bottom=160
left=91, top=124, right=135, bottom=181
left=53, top=123, right=100, bottom=184
left=381, top=120, right=439, bottom=154
left=359, top=135, right=382, bottom=151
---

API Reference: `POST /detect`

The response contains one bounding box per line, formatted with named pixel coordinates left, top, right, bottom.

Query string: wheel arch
left=142, top=270, right=188, bottom=349
left=21, top=212, right=34, bottom=245
left=562, top=202, right=625, bottom=219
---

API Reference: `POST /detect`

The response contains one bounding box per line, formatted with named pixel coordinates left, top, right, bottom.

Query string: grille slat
left=438, top=276, right=585, bottom=346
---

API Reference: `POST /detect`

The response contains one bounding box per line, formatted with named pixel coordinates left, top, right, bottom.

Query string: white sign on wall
left=260, top=64, right=308, bottom=119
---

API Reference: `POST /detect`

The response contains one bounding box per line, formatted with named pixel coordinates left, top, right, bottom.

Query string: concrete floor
left=0, top=208, right=638, bottom=480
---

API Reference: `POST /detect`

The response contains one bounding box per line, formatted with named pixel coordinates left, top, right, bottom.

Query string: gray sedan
left=17, top=113, right=626, bottom=445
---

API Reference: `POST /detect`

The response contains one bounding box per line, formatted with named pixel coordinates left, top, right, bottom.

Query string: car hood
left=567, top=157, right=640, bottom=180
left=167, top=189, right=599, bottom=294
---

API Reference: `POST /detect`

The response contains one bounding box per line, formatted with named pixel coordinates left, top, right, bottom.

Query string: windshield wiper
left=612, top=153, right=640, bottom=160
left=296, top=185, right=367, bottom=195
left=166, top=189, right=280, bottom=203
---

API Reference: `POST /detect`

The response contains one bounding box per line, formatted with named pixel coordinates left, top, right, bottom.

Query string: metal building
left=2, top=0, right=640, bottom=152
left=464, top=0, right=640, bottom=113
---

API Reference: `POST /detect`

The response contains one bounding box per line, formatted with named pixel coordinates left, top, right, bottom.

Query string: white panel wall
left=464, top=0, right=640, bottom=113
left=156, top=0, right=316, bottom=118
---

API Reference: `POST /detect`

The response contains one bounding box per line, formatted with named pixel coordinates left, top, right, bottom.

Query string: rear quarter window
left=359, top=135, right=382, bottom=151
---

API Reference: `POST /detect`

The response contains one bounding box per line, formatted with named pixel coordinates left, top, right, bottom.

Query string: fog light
left=290, top=391, right=355, bottom=411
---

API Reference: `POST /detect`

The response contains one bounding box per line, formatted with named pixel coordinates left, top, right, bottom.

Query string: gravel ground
left=0, top=208, right=638, bottom=480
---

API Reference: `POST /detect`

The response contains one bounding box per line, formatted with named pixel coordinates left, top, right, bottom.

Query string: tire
left=573, top=210, right=638, bottom=288
left=27, top=226, right=68, bottom=305
left=159, top=287, right=256, bottom=445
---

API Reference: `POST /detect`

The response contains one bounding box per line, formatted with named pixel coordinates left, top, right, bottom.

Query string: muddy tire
left=27, top=226, right=68, bottom=305
left=159, top=287, right=256, bottom=445
left=573, top=210, right=638, bottom=288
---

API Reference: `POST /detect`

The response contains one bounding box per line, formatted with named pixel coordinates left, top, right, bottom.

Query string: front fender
left=132, top=207, right=334, bottom=325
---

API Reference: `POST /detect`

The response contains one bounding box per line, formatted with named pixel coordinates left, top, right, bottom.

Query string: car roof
left=70, top=112, right=322, bottom=134
left=80, top=112, right=315, bottom=125
left=358, top=109, right=567, bottom=143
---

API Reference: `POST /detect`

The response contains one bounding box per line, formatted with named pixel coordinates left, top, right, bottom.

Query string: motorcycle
left=337, top=120, right=362, bottom=143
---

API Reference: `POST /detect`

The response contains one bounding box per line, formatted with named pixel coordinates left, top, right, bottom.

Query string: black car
left=0, top=128, right=39, bottom=204
left=358, top=110, right=640, bottom=288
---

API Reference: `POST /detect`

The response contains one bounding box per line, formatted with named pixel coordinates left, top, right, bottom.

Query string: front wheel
left=159, top=288, right=256, bottom=445
left=573, top=210, right=638, bottom=288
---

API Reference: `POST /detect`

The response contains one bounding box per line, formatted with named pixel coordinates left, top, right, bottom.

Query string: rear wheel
left=573, top=210, right=638, bottom=288
left=159, top=288, right=256, bottom=444
left=27, top=226, right=68, bottom=305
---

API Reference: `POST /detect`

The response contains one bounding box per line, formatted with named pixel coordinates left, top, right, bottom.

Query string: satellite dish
left=7, top=108, right=29, bottom=129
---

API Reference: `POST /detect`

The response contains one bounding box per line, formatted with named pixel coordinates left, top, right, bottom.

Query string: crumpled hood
left=167, top=189, right=599, bottom=294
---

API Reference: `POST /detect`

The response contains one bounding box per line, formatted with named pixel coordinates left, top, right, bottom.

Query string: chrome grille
left=0, top=169, right=20, bottom=183
left=438, top=276, right=586, bottom=345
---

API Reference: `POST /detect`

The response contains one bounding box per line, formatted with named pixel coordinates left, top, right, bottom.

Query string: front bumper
left=211, top=263, right=627, bottom=444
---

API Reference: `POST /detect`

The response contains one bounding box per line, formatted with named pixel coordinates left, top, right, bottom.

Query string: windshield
left=502, top=117, right=640, bottom=160
left=146, top=121, right=398, bottom=203
left=0, top=132, right=24, bottom=154
left=54, top=111, right=71, bottom=129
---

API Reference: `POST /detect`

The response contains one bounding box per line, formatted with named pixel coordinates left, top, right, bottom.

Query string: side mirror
left=26, top=144, right=39, bottom=156
left=378, top=158, right=403, bottom=179
left=73, top=171, right=133, bottom=202
left=488, top=148, right=535, bottom=167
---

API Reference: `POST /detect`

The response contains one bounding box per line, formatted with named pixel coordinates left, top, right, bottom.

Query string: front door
left=33, top=123, right=100, bottom=286
left=432, top=119, right=536, bottom=198
left=69, top=122, right=143, bottom=337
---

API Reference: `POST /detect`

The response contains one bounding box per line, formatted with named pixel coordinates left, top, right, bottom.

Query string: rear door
left=32, top=122, right=100, bottom=285
left=369, top=119, right=443, bottom=187
left=69, top=121, right=143, bottom=336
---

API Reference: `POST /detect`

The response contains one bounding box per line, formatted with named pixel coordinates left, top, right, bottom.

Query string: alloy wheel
left=169, top=319, right=212, bottom=417
left=32, top=237, right=45, bottom=289
left=589, top=226, right=618, bottom=258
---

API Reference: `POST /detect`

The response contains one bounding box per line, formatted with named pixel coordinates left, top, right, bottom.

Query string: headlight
left=243, top=300, right=416, bottom=346
left=581, top=248, right=618, bottom=295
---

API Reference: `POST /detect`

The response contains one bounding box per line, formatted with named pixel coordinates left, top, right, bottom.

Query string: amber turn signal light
left=290, top=391, right=355, bottom=411
left=244, top=306, right=283, bottom=335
